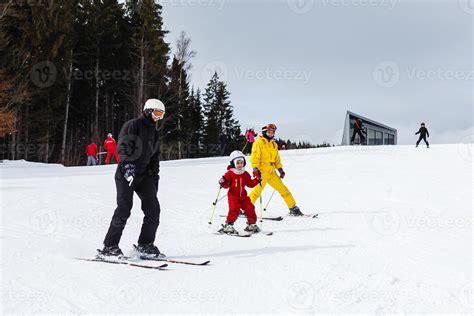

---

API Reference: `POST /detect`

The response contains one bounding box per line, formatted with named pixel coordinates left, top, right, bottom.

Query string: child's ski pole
left=208, top=188, right=222, bottom=225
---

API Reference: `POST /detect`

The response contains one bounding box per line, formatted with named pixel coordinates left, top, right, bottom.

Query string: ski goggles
left=152, top=109, right=165, bottom=119
left=263, top=123, right=277, bottom=132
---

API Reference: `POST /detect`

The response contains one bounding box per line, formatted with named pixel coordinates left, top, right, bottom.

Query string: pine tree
left=203, top=72, right=241, bottom=156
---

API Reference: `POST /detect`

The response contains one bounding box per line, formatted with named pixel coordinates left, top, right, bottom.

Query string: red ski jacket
left=86, top=143, right=98, bottom=157
left=104, top=137, right=117, bottom=152
left=220, top=166, right=260, bottom=199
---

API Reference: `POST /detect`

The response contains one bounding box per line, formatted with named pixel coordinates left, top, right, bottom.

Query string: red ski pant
left=226, top=195, right=257, bottom=224
left=105, top=150, right=120, bottom=164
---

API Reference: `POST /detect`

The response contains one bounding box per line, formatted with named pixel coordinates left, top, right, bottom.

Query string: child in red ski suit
left=218, top=150, right=262, bottom=234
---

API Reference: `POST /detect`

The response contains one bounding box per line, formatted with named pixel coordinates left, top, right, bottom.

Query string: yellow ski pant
left=249, top=171, right=296, bottom=209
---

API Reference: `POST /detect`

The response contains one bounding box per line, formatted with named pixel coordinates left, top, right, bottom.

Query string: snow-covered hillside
left=1, top=144, right=472, bottom=314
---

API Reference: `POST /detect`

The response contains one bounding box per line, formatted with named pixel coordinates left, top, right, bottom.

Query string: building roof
left=347, top=111, right=397, bottom=133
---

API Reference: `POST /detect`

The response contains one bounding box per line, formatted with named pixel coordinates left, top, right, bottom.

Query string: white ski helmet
left=143, top=99, right=165, bottom=112
left=229, top=150, right=246, bottom=167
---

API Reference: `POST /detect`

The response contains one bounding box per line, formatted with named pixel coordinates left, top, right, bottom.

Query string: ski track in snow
left=1, top=144, right=472, bottom=313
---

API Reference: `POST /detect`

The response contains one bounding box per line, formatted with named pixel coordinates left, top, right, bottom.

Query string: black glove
left=278, top=168, right=285, bottom=179
left=123, top=163, right=136, bottom=187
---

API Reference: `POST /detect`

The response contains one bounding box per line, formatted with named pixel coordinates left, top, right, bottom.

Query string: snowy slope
left=1, top=144, right=472, bottom=314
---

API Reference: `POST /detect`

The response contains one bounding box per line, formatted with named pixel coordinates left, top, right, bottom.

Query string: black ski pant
left=416, top=136, right=429, bottom=147
left=103, top=169, right=160, bottom=247
left=351, top=129, right=366, bottom=144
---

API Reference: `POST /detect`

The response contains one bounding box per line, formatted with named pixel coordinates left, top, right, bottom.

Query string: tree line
left=0, top=0, right=315, bottom=166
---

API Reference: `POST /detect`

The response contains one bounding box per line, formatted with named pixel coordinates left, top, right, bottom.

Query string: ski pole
left=208, top=188, right=222, bottom=225
left=259, top=182, right=263, bottom=223
left=216, top=192, right=227, bottom=203
left=263, top=189, right=276, bottom=212
left=242, top=140, right=248, bottom=153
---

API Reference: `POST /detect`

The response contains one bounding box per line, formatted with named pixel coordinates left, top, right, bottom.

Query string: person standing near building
left=415, top=122, right=430, bottom=148
left=104, top=133, right=120, bottom=164
left=351, top=118, right=366, bottom=145
left=86, top=140, right=98, bottom=166
left=100, top=99, right=166, bottom=257
left=249, top=123, right=304, bottom=216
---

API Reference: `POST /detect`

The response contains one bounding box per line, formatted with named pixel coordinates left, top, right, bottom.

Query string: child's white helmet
left=229, top=150, right=246, bottom=167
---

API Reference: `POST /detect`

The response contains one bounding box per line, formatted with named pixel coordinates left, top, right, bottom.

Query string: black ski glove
left=278, top=168, right=285, bottom=179
left=123, top=163, right=136, bottom=187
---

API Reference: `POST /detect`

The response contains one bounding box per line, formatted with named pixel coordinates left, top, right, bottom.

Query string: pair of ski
left=215, top=230, right=273, bottom=238
left=77, top=249, right=210, bottom=270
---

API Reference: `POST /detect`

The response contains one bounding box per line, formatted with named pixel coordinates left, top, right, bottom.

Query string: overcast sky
left=160, top=0, right=473, bottom=145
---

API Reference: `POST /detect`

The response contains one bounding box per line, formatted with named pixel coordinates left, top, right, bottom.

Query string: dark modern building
left=341, top=111, right=397, bottom=146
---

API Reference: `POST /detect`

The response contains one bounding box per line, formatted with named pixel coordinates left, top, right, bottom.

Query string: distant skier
left=218, top=150, right=262, bottom=234
left=244, top=128, right=257, bottom=154
left=415, top=122, right=430, bottom=148
left=351, top=118, right=366, bottom=145
left=104, top=133, right=120, bottom=164
left=86, top=140, right=98, bottom=166
left=249, top=123, right=304, bottom=216
left=218, top=132, right=228, bottom=155
left=100, top=99, right=165, bottom=257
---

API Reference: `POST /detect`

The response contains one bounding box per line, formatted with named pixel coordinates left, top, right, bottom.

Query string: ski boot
left=289, top=205, right=304, bottom=216
left=97, top=245, right=124, bottom=258
left=244, top=223, right=261, bottom=233
left=134, top=243, right=165, bottom=259
left=218, top=221, right=238, bottom=235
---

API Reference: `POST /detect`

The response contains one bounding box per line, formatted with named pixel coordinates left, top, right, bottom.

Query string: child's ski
left=214, top=232, right=252, bottom=237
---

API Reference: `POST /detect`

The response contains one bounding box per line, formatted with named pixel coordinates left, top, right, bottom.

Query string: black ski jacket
left=416, top=127, right=429, bottom=138
left=116, top=114, right=160, bottom=178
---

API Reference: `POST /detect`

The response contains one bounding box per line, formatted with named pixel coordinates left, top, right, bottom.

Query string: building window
left=387, top=134, right=395, bottom=145
left=376, top=131, right=383, bottom=145
left=368, top=129, right=376, bottom=145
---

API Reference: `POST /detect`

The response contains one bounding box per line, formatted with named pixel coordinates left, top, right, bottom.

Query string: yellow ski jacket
left=250, top=136, right=282, bottom=174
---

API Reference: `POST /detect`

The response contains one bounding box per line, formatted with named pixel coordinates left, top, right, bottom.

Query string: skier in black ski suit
left=351, top=118, right=366, bottom=145
left=100, top=99, right=166, bottom=257
left=415, top=122, right=430, bottom=148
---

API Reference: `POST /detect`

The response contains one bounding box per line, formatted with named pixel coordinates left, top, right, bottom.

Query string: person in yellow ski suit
left=249, top=123, right=304, bottom=216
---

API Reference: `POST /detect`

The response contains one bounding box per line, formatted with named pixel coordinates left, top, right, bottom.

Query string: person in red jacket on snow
left=86, top=140, right=98, bottom=166
left=218, top=150, right=262, bottom=234
left=104, top=133, right=120, bottom=164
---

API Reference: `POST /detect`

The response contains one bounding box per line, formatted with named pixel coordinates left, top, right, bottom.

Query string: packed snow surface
left=1, top=144, right=472, bottom=314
